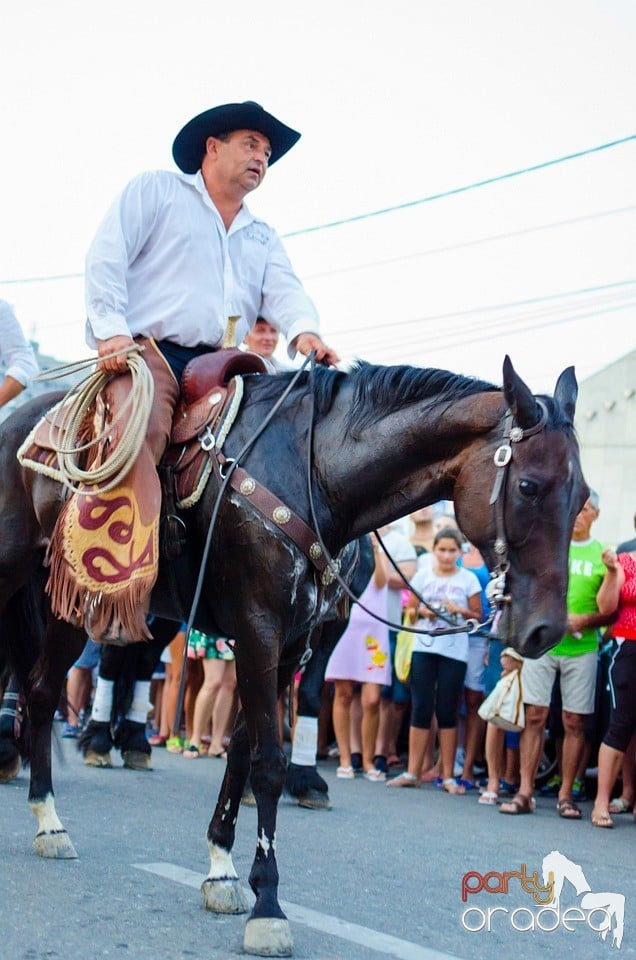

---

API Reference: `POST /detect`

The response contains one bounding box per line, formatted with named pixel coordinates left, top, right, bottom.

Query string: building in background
left=575, top=349, right=636, bottom=545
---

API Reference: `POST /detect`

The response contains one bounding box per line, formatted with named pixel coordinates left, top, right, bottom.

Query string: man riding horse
left=48, top=100, right=339, bottom=647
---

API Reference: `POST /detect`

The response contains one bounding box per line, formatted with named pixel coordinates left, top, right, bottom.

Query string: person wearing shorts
left=182, top=630, right=237, bottom=759
left=501, top=492, right=614, bottom=818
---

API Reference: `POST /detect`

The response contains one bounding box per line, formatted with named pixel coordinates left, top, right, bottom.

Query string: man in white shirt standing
left=49, top=101, right=339, bottom=646
left=0, top=300, right=39, bottom=409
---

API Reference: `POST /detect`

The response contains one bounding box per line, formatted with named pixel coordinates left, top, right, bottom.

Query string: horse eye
left=519, top=479, right=538, bottom=498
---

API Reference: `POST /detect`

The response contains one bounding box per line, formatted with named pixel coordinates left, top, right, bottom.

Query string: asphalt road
left=1, top=735, right=633, bottom=960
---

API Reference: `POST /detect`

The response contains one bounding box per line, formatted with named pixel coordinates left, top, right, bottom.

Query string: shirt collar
left=182, top=170, right=258, bottom=234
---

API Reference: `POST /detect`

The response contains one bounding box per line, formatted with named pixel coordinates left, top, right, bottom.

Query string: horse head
left=454, top=357, right=588, bottom=659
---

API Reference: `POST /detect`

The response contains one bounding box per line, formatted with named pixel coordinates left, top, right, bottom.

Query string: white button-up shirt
left=85, top=170, right=320, bottom=356
left=0, top=300, right=39, bottom=386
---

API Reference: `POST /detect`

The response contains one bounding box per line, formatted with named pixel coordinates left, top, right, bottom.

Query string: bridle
left=305, top=355, right=551, bottom=639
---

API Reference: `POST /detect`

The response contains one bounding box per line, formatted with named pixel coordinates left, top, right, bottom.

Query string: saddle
left=163, top=348, right=267, bottom=515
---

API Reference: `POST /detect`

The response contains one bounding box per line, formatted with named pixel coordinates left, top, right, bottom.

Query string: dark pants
left=410, top=651, right=467, bottom=729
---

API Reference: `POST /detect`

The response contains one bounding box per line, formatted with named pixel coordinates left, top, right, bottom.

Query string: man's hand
left=292, top=333, right=340, bottom=367
left=97, top=335, right=136, bottom=374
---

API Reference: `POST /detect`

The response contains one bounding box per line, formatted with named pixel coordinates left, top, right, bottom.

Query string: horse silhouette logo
left=542, top=850, right=625, bottom=949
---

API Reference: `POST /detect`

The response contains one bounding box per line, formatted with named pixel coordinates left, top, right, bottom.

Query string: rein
left=171, top=352, right=315, bottom=735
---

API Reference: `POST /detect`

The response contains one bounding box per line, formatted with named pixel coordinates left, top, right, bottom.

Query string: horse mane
left=247, top=360, right=570, bottom=436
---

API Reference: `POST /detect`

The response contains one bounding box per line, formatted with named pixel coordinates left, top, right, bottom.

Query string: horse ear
left=502, top=355, right=540, bottom=428
left=553, top=366, right=578, bottom=425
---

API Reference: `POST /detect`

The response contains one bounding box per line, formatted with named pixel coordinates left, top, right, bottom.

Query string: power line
left=366, top=300, right=636, bottom=365
left=1, top=138, right=635, bottom=287
left=303, top=203, right=636, bottom=281
left=331, top=278, right=636, bottom=338
left=283, top=134, right=636, bottom=238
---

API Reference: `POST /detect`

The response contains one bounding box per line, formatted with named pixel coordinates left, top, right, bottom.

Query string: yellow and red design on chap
left=365, top=635, right=389, bottom=671
left=61, top=487, right=157, bottom=593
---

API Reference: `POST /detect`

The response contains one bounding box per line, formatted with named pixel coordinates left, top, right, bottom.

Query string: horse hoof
left=201, top=877, right=249, bottom=914
left=34, top=830, right=78, bottom=859
left=0, top=753, right=21, bottom=783
left=297, top=789, right=332, bottom=811
left=243, top=917, right=293, bottom=957
left=122, top=750, right=152, bottom=771
left=241, top=788, right=257, bottom=807
left=84, top=750, right=113, bottom=768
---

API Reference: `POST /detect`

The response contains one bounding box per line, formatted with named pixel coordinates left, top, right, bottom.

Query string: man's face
left=244, top=320, right=279, bottom=358
left=572, top=499, right=599, bottom=538
left=210, top=129, right=271, bottom=194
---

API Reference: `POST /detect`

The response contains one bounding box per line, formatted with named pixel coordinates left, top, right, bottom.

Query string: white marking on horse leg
left=29, top=794, right=77, bottom=859
left=257, top=828, right=276, bottom=856
left=200, top=838, right=249, bottom=914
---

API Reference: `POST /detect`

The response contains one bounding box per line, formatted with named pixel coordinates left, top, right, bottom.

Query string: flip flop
left=208, top=749, right=227, bottom=760
left=499, top=793, right=535, bottom=815
left=478, top=791, right=499, bottom=805
left=182, top=743, right=200, bottom=759
left=609, top=797, right=634, bottom=814
left=442, top=778, right=466, bottom=795
left=386, top=771, right=419, bottom=787
left=556, top=797, right=582, bottom=820
left=591, top=809, right=614, bottom=829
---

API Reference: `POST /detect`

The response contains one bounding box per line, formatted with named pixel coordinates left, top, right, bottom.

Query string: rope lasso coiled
left=36, top=345, right=154, bottom=495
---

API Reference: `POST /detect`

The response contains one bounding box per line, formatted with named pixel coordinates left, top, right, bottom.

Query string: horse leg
left=0, top=674, right=22, bottom=782
left=201, top=710, right=251, bottom=915
left=28, top=619, right=85, bottom=858
left=241, top=661, right=294, bottom=958
left=286, top=635, right=334, bottom=810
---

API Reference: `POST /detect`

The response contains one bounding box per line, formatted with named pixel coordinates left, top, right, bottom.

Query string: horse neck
left=315, top=389, right=503, bottom=541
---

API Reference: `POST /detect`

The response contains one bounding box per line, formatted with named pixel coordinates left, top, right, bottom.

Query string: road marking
left=133, top=861, right=463, bottom=960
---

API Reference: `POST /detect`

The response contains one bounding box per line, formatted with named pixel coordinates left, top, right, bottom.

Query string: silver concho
left=273, top=506, right=291, bottom=525
left=309, top=542, right=323, bottom=561
left=321, top=559, right=341, bottom=586
left=239, top=477, right=256, bottom=496
left=510, top=425, right=524, bottom=442
left=209, top=391, right=223, bottom=406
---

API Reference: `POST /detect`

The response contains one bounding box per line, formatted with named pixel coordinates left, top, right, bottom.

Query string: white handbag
left=478, top=668, right=525, bottom=731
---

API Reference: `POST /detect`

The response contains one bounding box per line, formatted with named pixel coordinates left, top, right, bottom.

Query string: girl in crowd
left=325, top=535, right=391, bottom=781
left=387, top=527, right=482, bottom=793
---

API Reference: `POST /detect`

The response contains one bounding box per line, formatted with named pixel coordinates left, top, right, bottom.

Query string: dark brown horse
left=0, top=356, right=587, bottom=957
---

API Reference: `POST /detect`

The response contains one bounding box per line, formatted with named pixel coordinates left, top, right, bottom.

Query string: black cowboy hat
left=172, top=101, right=301, bottom=173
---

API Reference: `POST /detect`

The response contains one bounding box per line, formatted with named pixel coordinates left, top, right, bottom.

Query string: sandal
left=386, top=771, right=419, bottom=787
left=455, top=778, right=477, bottom=791
left=478, top=791, right=499, bottom=805
left=166, top=736, right=183, bottom=754
left=591, top=809, right=614, bottom=829
left=499, top=793, right=535, bottom=815
left=182, top=743, right=201, bottom=759
left=148, top=733, right=167, bottom=747
left=208, top=749, right=227, bottom=760
left=556, top=797, right=582, bottom=820
left=443, top=778, right=465, bottom=795
left=336, top=765, right=355, bottom=779
left=364, top=768, right=386, bottom=782
left=609, top=797, right=634, bottom=814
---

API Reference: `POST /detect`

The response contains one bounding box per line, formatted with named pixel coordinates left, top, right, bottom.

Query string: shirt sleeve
left=260, top=231, right=320, bottom=357
left=84, top=171, right=165, bottom=347
left=0, top=300, right=39, bottom=385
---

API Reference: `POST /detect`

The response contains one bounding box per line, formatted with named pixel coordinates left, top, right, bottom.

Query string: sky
left=1, top=0, right=635, bottom=394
